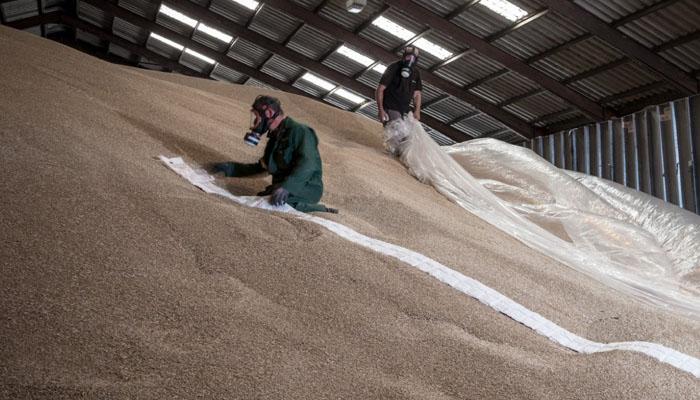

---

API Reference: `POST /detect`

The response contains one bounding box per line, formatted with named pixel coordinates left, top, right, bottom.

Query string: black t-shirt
left=379, top=61, right=423, bottom=114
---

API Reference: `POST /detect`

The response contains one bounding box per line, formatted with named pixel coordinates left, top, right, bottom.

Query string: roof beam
left=61, top=15, right=203, bottom=76
left=157, top=0, right=472, bottom=142
left=611, top=0, right=683, bottom=28
left=5, top=11, right=61, bottom=29
left=80, top=0, right=312, bottom=97
left=257, top=0, right=539, bottom=139
left=540, top=0, right=698, bottom=95
left=487, top=8, right=549, bottom=42
left=86, top=0, right=470, bottom=142
left=446, top=0, right=480, bottom=21
left=467, top=1, right=689, bottom=97
left=384, top=0, right=607, bottom=121
left=429, top=8, right=548, bottom=73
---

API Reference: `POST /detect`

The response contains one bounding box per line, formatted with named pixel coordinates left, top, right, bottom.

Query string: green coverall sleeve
left=280, top=128, right=321, bottom=195
left=229, top=161, right=265, bottom=177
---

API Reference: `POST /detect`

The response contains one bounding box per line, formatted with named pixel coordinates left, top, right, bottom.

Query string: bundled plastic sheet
left=387, top=116, right=700, bottom=319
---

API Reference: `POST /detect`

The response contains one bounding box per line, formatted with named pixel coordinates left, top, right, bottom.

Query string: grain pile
left=1, top=26, right=698, bottom=399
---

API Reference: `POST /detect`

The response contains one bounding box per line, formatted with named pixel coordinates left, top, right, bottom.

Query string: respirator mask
left=400, top=52, right=417, bottom=78
left=244, top=106, right=276, bottom=146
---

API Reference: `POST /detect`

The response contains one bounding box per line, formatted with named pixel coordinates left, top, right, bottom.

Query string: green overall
left=224, top=117, right=327, bottom=213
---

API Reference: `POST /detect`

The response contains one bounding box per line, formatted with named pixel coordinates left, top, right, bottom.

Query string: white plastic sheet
left=387, top=115, right=700, bottom=319
left=160, top=155, right=700, bottom=378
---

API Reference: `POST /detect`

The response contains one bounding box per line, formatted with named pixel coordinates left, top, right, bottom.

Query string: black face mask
left=244, top=108, right=277, bottom=146
left=400, top=54, right=417, bottom=78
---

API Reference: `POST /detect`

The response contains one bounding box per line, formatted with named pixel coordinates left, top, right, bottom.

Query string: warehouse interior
left=1, top=0, right=699, bottom=398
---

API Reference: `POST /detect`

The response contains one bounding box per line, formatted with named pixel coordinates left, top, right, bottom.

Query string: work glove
left=213, top=162, right=236, bottom=177
left=271, top=187, right=290, bottom=206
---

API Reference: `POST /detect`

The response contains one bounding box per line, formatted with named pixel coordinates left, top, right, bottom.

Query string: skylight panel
left=372, top=16, right=453, bottom=60
left=185, top=48, right=216, bottom=64
left=159, top=4, right=197, bottom=27
left=229, top=0, right=259, bottom=10
left=197, top=24, right=234, bottom=43
left=300, top=73, right=335, bottom=91
left=150, top=33, right=184, bottom=51
left=372, top=63, right=387, bottom=74
left=372, top=16, right=415, bottom=41
left=335, top=88, right=364, bottom=104
left=414, top=38, right=453, bottom=60
left=479, top=0, right=528, bottom=22
left=336, top=45, right=374, bottom=67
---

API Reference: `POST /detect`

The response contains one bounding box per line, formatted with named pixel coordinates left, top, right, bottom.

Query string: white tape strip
left=160, top=156, right=700, bottom=378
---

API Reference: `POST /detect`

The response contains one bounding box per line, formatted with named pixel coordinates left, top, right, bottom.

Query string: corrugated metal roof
left=492, top=13, right=583, bottom=59
left=117, top=0, right=158, bottom=20
left=573, top=0, right=663, bottom=23
left=155, top=11, right=195, bottom=38
left=423, top=96, right=477, bottom=123
left=619, top=1, right=700, bottom=47
left=77, top=1, right=110, bottom=29
left=108, top=42, right=138, bottom=62
left=259, top=54, right=303, bottom=82
left=454, top=113, right=504, bottom=137
left=434, top=53, right=505, bottom=87
left=530, top=37, right=622, bottom=79
left=112, top=17, right=148, bottom=45
left=2, top=0, right=38, bottom=22
left=227, top=37, right=271, bottom=68
left=208, top=0, right=255, bottom=26
left=3, top=0, right=699, bottom=144
left=191, top=25, right=232, bottom=53
left=661, top=39, right=700, bottom=73
left=570, top=60, right=659, bottom=101
left=451, top=6, right=511, bottom=39
left=314, top=0, right=384, bottom=32
left=470, top=71, right=540, bottom=104
left=284, top=24, right=336, bottom=60
left=145, top=34, right=182, bottom=61
left=179, top=51, right=213, bottom=73
left=211, top=63, right=247, bottom=84
left=507, top=91, right=570, bottom=121
left=322, top=50, right=368, bottom=77
left=248, top=4, right=300, bottom=43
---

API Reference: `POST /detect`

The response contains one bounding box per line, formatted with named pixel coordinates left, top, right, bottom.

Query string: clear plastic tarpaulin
left=386, top=115, right=700, bottom=319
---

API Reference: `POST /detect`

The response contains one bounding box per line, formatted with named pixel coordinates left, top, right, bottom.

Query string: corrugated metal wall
left=529, top=95, right=700, bottom=215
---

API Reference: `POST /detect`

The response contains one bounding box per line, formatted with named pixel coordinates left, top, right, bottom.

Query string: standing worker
left=213, top=95, right=337, bottom=214
left=375, top=46, right=423, bottom=124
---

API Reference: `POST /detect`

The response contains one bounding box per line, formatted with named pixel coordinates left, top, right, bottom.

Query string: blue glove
left=271, top=187, right=289, bottom=206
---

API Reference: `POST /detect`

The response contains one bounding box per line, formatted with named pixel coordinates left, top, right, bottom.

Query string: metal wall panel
left=533, top=95, right=700, bottom=214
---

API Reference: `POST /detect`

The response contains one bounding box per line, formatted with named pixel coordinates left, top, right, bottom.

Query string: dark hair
left=403, top=46, right=419, bottom=57
left=252, top=95, right=283, bottom=114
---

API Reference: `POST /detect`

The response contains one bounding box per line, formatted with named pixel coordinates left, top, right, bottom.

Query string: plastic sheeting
left=159, top=156, right=700, bottom=378
left=387, top=115, right=700, bottom=319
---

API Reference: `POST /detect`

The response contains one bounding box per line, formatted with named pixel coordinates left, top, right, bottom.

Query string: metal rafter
left=445, top=0, right=480, bottom=21
left=256, top=0, right=540, bottom=139
left=80, top=0, right=309, bottom=97
left=384, top=0, right=606, bottom=121
left=106, top=0, right=471, bottom=142
left=393, top=27, right=431, bottom=53
left=612, top=0, right=683, bottom=28
left=429, top=8, right=549, bottom=73
left=496, top=58, right=630, bottom=107
left=466, top=0, right=691, bottom=98
left=37, top=0, right=45, bottom=37
left=540, top=0, right=698, bottom=95
left=5, top=11, right=61, bottom=29
left=62, top=15, right=204, bottom=76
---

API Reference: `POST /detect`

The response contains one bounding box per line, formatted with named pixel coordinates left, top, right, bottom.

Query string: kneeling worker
left=214, top=95, right=337, bottom=214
